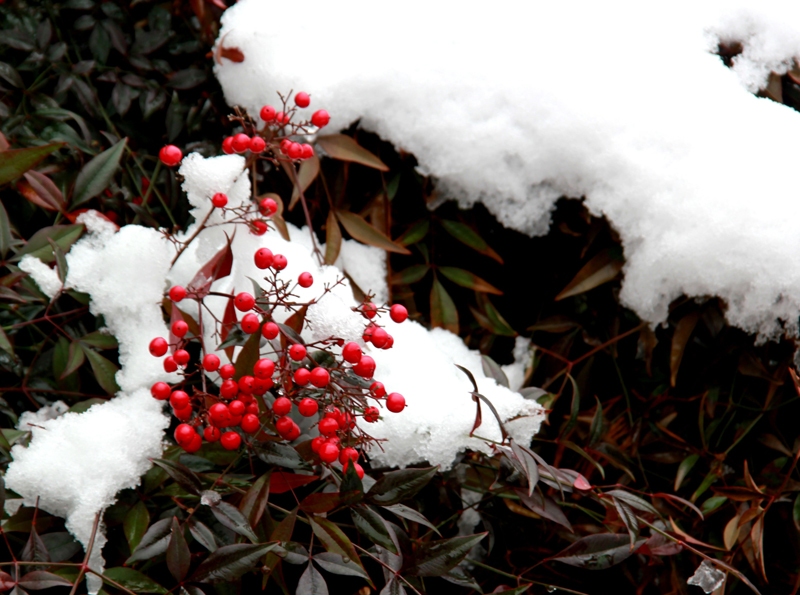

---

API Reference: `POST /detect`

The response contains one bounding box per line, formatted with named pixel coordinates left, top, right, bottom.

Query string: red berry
left=229, top=399, right=245, bottom=416
left=222, top=136, right=235, bottom=154
left=273, top=396, right=292, bottom=416
left=203, top=353, right=220, bottom=372
left=337, top=411, right=355, bottom=430
left=275, top=415, right=294, bottom=436
left=370, top=381, right=386, bottom=398
left=159, top=145, right=182, bottom=167
left=301, top=144, right=314, bottom=160
left=254, top=248, right=274, bottom=269
left=173, top=405, right=193, bottom=421
left=174, top=423, right=195, bottom=444
left=362, top=302, right=378, bottom=319
left=253, top=358, right=275, bottom=379
left=386, top=392, right=406, bottom=413
left=342, top=342, right=362, bottom=364
left=310, top=367, right=330, bottom=388
left=280, top=139, right=291, bottom=155
left=276, top=111, right=289, bottom=125
left=298, top=272, right=313, bottom=288
left=272, top=254, right=288, bottom=270
left=246, top=401, right=260, bottom=414
left=230, top=413, right=243, bottom=427
left=294, top=368, right=311, bottom=386
left=149, top=337, right=168, bottom=357
left=220, top=379, right=239, bottom=399
left=249, top=136, right=266, bottom=153
left=311, top=436, right=326, bottom=452
left=170, top=390, right=190, bottom=410
left=241, top=313, right=260, bottom=334
left=163, top=356, right=178, bottom=373
left=343, top=460, right=365, bottom=479
left=363, top=406, right=380, bottom=423
left=284, top=422, right=301, bottom=441
left=262, top=321, right=280, bottom=340
left=371, top=327, right=389, bottom=348
left=339, top=447, right=358, bottom=465
left=234, top=292, right=255, bottom=311
left=326, top=436, right=341, bottom=448
left=311, top=110, right=330, bottom=128
left=182, top=432, right=202, bottom=453
left=318, top=442, right=339, bottom=463
left=173, top=349, right=190, bottom=366
left=260, top=105, right=277, bottom=121
left=362, top=326, right=375, bottom=343
left=220, top=364, right=235, bottom=379
left=294, top=92, right=310, bottom=108
left=240, top=413, right=260, bottom=433
left=289, top=344, right=307, bottom=361
left=203, top=426, right=221, bottom=442
left=260, top=197, right=278, bottom=215
left=232, top=133, right=250, bottom=153
left=238, top=375, right=254, bottom=394
left=252, top=378, right=273, bottom=395
left=287, top=142, right=303, bottom=160
left=319, top=417, right=339, bottom=436
left=220, top=431, right=241, bottom=450
left=212, top=192, right=228, bottom=208
left=169, top=286, right=186, bottom=302
left=209, top=403, right=232, bottom=427
left=172, top=320, right=189, bottom=338
left=352, top=355, right=376, bottom=378
left=390, top=304, right=408, bottom=323
left=298, top=397, right=318, bottom=417
left=251, top=220, right=268, bottom=235
left=151, top=381, right=171, bottom=400
left=381, top=335, right=394, bottom=350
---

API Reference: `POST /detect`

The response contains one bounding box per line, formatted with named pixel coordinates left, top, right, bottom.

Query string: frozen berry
left=173, top=349, right=190, bottom=366
left=159, top=145, right=182, bottom=167
left=260, top=197, right=278, bottom=215
left=363, top=406, right=380, bottom=423
left=318, top=442, right=339, bottom=463
left=386, top=392, right=406, bottom=413
left=174, top=423, right=195, bottom=445
left=298, top=272, right=313, bottom=288
left=343, top=460, right=365, bottom=479
left=222, top=136, right=235, bottom=154
left=251, top=220, right=268, bottom=235
left=170, top=390, right=190, bottom=410
left=390, top=304, right=408, bottom=323
left=169, top=285, right=186, bottom=302
left=163, top=356, right=178, bottom=373
left=241, top=313, right=260, bottom=334
left=294, top=92, right=310, bottom=108
left=273, top=396, right=292, bottom=416
left=240, top=413, right=260, bottom=433
left=310, top=367, right=330, bottom=388
left=212, top=192, right=228, bottom=208
left=319, top=417, right=339, bottom=437
left=220, top=364, right=235, bottom=379
left=339, top=447, right=358, bottom=464
left=254, top=358, right=275, bottom=379
left=272, top=254, right=288, bottom=270
left=149, top=337, right=168, bottom=357
left=298, top=397, right=318, bottom=417
left=249, top=136, right=266, bottom=153
left=151, top=381, right=171, bottom=400
left=260, top=105, right=277, bottom=121
left=311, top=109, right=330, bottom=128
left=294, top=368, right=311, bottom=386
left=220, top=431, right=241, bottom=450
left=234, top=292, right=255, bottom=311
left=370, top=381, right=386, bottom=398
left=232, top=133, right=250, bottom=153
left=342, top=342, right=362, bottom=364
left=371, top=327, right=389, bottom=348
left=220, top=379, right=239, bottom=399
left=262, top=321, right=280, bottom=340
left=289, top=344, right=307, bottom=361
left=352, top=355, right=376, bottom=378
left=229, top=399, right=245, bottom=416
left=203, top=353, right=220, bottom=372
left=172, top=320, right=189, bottom=338
left=301, top=144, right=314, bottom=160
left=311, top=436, right=326, bottom=453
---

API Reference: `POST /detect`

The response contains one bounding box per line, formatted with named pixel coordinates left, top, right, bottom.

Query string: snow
left=215, top=0, right=800, bottom=339
left=19, top=255, right=62, bottom=299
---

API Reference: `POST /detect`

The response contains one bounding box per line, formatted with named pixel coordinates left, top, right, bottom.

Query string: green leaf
left=391, top=264, right=429, bottom=285
left=313, top=552, right=372, bottom=581
left=324, top=209, right=342, bottom=265
left=297, top=563, right=328, bottom=595
left=439, top=266, right=502, bottom=295
left=555, top=249, right=624, bottom=301
left=123, top=501, right=149, bottom=552
left=0, top=61, right=23, bottom=88
left=410, top=533, right=487, bottom=577
left=151, top=459, right=203, bottom=495
left=481, top=355, right=509, bottom=388
left=169, top=68, right=207, bottom=90
left=316, top=134, right=388, bottom=171
left=397, top=220, right=429, bottom=246
left=367, top=467, right=437, bottom=506
left=167, top=517, right=190, bottom=583
left=551, top=534, right=643, bottom=569
left=308, top=516, right=359, bottom=563
left=675, top=453, right=699, bottom=492
left=239, top=472, right=270, bottom=529
left=61, top=341, right=86, bottom=379
left=0, top=144, right=62, bottom=186
left=81, top=346, right=120, bottom=395
left=588, top=397, right=605, bottom=447
left=14, top=224, right=84, bottom=264
left=191, top=543, right=278, bottom=583
left=126, top=517, right=171, bottom=564
left=482, top=296, right=516, bottom=336
left=430, top=278, right=458, bottom=334
left=382, top=504, right=440, bottom=535
left=351, top=505, right=397, bottom=554
left=0, top=327, right=14, bottom=357
left=0, top=199, right=13, bottom=257
left=39, top=533, right=81, bottom=562
left=255, top=442, right=308, bottom=470
left=49, top=238, right=68, bottom=284
left=335, top=210, right=410, bottom=255
left=440, top=219, right=502, bottom=263
left=72, top=137, right=128, bottom=208
left=80, top=331, right=118, bottom=350
left=68, top=398, right=105, bottom=414
left=103, top=568, right=167, bottom=594
left=209, top=500, right=259, bottom=543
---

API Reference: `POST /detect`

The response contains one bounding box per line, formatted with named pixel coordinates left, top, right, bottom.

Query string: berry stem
left=284, top=160, right=323, bottom=265
left=170, top=207, right=214, bottom=266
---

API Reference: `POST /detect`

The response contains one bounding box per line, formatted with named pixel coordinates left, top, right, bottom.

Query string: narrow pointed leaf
left=611, top=497, right=639, bottom=549
left=516, top=490, right=572, bottom=531
left=324, top=210, right=342, bottom=265
left=0, top=200, right=12, bottom=257
left=555, top=249, right=624, bottom=301
left=510, top=441, right=539, bottom=496
left=209, top=501, right=259, bottom=543
left=23, top=171, right=65, bottom=212
left=430, top=278, right=458, bottom=333
left=191, top=543, right=279, bottom=583
left=239, top=472, right=270, bottom=528
left=410, top=533, right=487, bottom=577
left=397, top=220, right=429, bottom=246
left=439, top=266, right=502, bottom=294
left=308, top=516, right=359, bottom=563
left=21, top=527, right=50, bottom=563
left=440, top=219, right=502, bottom=263
left=126, top=518, right=172, bottom=563
left=297, top=563, right=328, bottom=595
left=313, top=552, right=372, bottom=581
left=391, top=264, right=429, bottom=285
left=268, top=471, right=318, bottom=493
left=186, top=518, right=217, bottom=552
left=367, top=467, right=438, bottom=505
left=551, top=534, right=643, bottom=569
left=123, top=501, right=149, bottom=552
left=289, top=154, right=320, bottom=210
left=605, top=490, right=659, bottom=516
left=382, top=504, right=440, bottom=535
left=0, top=143, right=62, bottom=186
left=188, top=235, right=234, bottom=293
left=80, top=330, right=118, bottom=350
left=317, top=134, right=388, bottom=171
left=72, top=138, right=127, bottom=207
left=670, top=311, right=699, bottom=387
left=351, top=505, right=397, bottom=554
left=102, top=568, right=167, bottom=594
left=336, top=210, right=410, bottom=254
left=61, top=341, right=86, bottom=379
left=18, top=571, right=72, bottom=590
left=15, top=224, right=84, bottom=263
left=151, top=459, right=203, bottom=495
left=167, top=518, right=191, bottom=583
left=482, top=355, right=509, bottom=388
left=81, top=346, right=120, bottom=395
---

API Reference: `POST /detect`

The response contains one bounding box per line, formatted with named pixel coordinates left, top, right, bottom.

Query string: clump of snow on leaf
left=19, top=255, right=62, bottom=299
left=215, top=0, right=800, bottom=339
